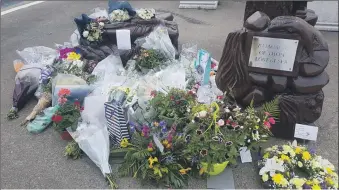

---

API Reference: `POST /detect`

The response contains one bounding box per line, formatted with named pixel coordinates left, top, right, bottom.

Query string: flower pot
left=60, top=131, right=73, bottom=141
left=201, top=161, right=229, bottom=176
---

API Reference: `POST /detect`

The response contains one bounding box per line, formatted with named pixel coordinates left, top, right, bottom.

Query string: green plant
left=135, top=49, right=167, bottom=71
left=64, top=140, right=82, bottom=159
left=111, top=121, right=190, bottom=188
left=149, top=88, right=197, bottom=132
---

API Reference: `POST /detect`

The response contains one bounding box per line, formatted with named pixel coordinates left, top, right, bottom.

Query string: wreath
left=258, top=141, right=338, bottom=189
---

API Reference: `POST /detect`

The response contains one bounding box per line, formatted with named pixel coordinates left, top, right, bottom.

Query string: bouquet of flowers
left=51, top=88, right=83, bottom=132
left=111, top=121, right=190, bottom=188
left=136, top=8, right=155, bottom=20
left=134, top=49, right=167, bottom=72
left=182, top=95, right=277, bottom=176
left=258, top=141, right=338, bottom=189
left=109, top=9, right=130, bottom=22
left=149, top=88, right=197, bottom=132
left=82, top=21, right=105, bottom=42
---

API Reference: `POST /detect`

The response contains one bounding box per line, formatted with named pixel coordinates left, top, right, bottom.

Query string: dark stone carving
left=292, top=71, right=329, bottom=94
left=244, top=11, right=270, bottom=31
left=249, top=73, right=269, bottom=86
left=244, top=1, right=308, bottom=21
left=216, top=10, right=330, bottom=139
left=271, top=76, right=287, bottom=92
left=272, top=90, right=324, bottom=139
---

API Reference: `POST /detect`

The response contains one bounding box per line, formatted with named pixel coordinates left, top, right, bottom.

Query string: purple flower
left=303, top=184, right=311, bottom=189
left=309, top=147, right=316, bottom=155
left=320, top=182, right=327, bottom=189
left=290, top=172, right=295, bottom=178
left=59, top=48, right=75, bottom=59
left=129, top=126, right=135, bottom=133
left=161, top=126, right=167, bottom=133
left=278, top=146, right=283, bottom=151
left=177, top=133, right=183, bottom=137
left=159, top=121, right=166, bottom=127
left=142, top=125, right=150, bottom=137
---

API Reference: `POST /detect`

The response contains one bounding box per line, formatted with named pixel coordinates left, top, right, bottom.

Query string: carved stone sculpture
left=216, top=11, right=329, bottom=139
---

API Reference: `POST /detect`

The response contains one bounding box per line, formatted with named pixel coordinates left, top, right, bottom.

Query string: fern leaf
left=257, top=96, right=280, bottom=121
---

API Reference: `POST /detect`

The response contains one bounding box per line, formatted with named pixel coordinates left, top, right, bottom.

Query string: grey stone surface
left=242, top=87, right=267, bottom=106
left=299, top=49, right=329, bottom=77
left=0, top=1, right=337, bottom=189
left=207, top=167, right=235, bottom=189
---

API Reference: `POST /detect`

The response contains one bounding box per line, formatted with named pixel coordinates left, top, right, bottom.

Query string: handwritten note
left=294, top=124, right=318, bottom=141
left=239, top=147, right=252, bottom=163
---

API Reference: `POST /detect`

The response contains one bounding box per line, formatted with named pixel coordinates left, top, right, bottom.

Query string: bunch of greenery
left=84, top=21, right=105, bottom=42
left=111, top=121, right=190, bottom=188
left=149, top=88, right=197, bottom=131
left=51, top=89, right=81, bottom=132
left=64, top=140, right=82, bottom=159
left=135, top=49, right=167, bottom=71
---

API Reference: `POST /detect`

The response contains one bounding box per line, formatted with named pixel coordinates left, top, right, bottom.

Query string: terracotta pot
left=60, top=131, right=73, bottom=141
left=201, top=161, right=229, bottom=176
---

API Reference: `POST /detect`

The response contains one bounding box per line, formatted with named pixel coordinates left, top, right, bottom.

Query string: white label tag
left=153, top=135, right=164, bottom=153
left=294, top=124, right=318, bottom=141
left=116, top=29, right=131, bottom=50
left=239, top=147, right=252, bottom=163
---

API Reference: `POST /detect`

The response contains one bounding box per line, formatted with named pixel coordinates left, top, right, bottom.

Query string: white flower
left=259, top=158, right=285, bottom=176
left=257, top=118, right=261, bottom=122
left=240, top=126, right=244, bottom=129
left=228, top=116, right=233, bottom=120
left=73, top=60, right=84, bottom=68
left=233, top=106, right=241, bottom=112
left=99, top=22, right=104, bottom=27
left=225, top=108, right=230, bottom=113
left=217, top=119, right=225, bottom=126
left=197, top=111, right=207, bottom=118
left=82, top=30, right=89, bottom=38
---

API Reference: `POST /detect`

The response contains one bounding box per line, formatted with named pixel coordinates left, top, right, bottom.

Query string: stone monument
left=215, top=6, right=329, bottom=139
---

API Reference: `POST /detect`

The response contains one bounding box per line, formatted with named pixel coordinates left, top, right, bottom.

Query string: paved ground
left=1, top=1, right=338, bottom=189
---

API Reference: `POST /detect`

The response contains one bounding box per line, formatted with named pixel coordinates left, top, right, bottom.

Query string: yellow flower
left=298, top=161, right=303, bottom=168
left=290, top=178, right=306, bottom=189
left=272, top=173, right=285, bottom=185
left=263, top=153, right=270, bottom=159
left=179, top=168, right=191, bottom=175
left=302, top=151, right=311, bottom=161
left=325, top=167, right=334, bottom=175
left=262, top=174, right=269, bottom=182
left=147, top=147, right=153, bottom=152
left=311, top=184, right=321, bottom=190
left=67, top=52, right=81, bottom=61
left=280, top=154, right=290, bottom=162
left=255, top=125, right=259, bottom=129
left=166, top=143, right=172, bottom=149
left=325, top=177, right=335, bottom=186
left=120, top=138, right=129, bottom=148
left=162, top=140, right=169, bottom=146
left=153, top=122, right=159, bottom=127
left=295, top=147, right=302, bottom=154
left=199, top=167, right=206, bottom=175
left=148, top=156, right=158, bottom=168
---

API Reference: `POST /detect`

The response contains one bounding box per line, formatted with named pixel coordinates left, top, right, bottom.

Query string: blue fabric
left=108, top=0, right=136, bottom=16
left=74, top=14, right=95, bottom=37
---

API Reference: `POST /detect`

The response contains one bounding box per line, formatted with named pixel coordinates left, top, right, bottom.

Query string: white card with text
left=116, top=29, right=131, bottom=50
left=239, top=147, right=252, bottom=163
left=294, top=124, right=318, bottom=141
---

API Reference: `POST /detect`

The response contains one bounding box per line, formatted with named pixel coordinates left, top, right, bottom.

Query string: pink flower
left=231, top=122, right=237, bottom=128
left=217, top=95, right=223, bottom=100
left=268, top=117, right=275, bottom=125
left=226, top=120, right=231, bottom=125
left=58, top=97, right=67, bottom=105
left=264, top=121, right=271, bottom=129
left=264, top=112, right=271, bottom=116
left=211, top=62, right=217, bottom=69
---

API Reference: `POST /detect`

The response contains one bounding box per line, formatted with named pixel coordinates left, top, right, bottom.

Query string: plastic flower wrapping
left=258, top=141, right=338, bottom=189
left=111, top=120, right=190, bottom=188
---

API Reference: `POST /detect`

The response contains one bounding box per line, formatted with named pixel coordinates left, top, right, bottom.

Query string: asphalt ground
left=1, top=1, right=338, bottom=188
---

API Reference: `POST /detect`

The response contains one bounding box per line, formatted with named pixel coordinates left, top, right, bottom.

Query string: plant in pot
left=149, top=88, right=197, bottom=132
left=134, top=49, right=167, bottom=74
left=51, top=88, right=82, bottom=140
left=111, top=120, right=190, bottom=188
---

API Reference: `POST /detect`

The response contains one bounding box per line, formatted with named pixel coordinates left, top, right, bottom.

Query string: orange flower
left=58, top=88, right=71, bottom=97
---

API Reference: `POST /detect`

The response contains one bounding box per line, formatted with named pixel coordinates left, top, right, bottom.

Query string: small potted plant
left=134, top=49, right=167, bottom=74
left=51, top=88, right=82, bottom=140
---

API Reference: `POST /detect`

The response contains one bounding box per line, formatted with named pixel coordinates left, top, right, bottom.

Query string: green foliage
left=135, top=49, right=167, bottom=71
left=64, top=140, right=82, bottom=159
left=257, top=96, right=281, bottom=122
left=150, top=88, right=197, bottom=131
left=52, top=102, right=81, bottom=132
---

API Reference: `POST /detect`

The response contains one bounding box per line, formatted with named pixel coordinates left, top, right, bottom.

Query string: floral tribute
left=258, top=141, right=338, bottom=189
left=182, top=97, right=275, bottom=175
left=51, top=88, right=83, bottom=132
left=112, top=121, right=190, bottom=188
